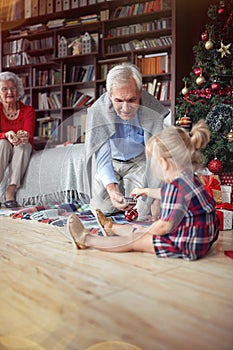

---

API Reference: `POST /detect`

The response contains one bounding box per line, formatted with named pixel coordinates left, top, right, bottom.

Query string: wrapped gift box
left=199, top=174, right=222, bottom=204
left=221, top=185, right=232, bottom=203
left=220, top=173, right=233, bottom=204
left=216, top=209, right=233, bottom=230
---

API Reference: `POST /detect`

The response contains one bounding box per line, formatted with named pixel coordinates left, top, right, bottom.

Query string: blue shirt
left=96, top=114, right=145, bottom=187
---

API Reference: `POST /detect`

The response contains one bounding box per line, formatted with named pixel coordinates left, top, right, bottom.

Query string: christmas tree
left=175, top=0, right=233, bottom=173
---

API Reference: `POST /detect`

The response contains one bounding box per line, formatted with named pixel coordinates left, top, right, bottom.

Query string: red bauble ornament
left=193, top=67, right=201, bottom=76
left=218, top=4, right=225, bottom=15
left=208, top=158, right=223, bottom=175
left=125, top=208, right=138, bottom=222
left=201, top=31, right=208, bottom=41
left=211, top=82, right=221, bottom=92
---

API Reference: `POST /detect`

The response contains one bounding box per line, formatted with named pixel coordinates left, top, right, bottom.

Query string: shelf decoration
left=58, top=36, right=68, bottom=57
left=68, top=38, right=82, bottom=55
left=81, top=32, right=92, bottom=54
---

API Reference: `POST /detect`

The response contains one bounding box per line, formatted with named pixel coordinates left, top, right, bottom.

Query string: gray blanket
left=0, top=144, right=87, bottom=206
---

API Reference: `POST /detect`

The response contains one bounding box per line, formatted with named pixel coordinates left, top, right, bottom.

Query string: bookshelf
left=0, top=0, right=210, bottom=147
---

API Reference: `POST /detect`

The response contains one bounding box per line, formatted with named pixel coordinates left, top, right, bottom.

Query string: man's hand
left=106, top=183, right=135, bottom=211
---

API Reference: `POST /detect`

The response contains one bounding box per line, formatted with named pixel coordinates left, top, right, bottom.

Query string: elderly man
left=84, top=63, right=169, bottom=216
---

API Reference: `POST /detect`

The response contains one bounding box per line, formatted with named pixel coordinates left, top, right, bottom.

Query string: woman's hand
left=5, top=130, right=29, bottom=146
left=5, top=131, right=20, bottom=146
left=17, top=130, right=29, bottom=144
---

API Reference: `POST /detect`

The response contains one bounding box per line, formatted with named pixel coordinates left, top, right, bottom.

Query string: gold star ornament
left=218, top=41, right=231, bottom=58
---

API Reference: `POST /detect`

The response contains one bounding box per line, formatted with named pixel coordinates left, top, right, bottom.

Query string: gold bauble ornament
left=181, top=84, right=189, bottom=95
left=227, top=128, right=233, bottom=142
left=196, top=74, right=206, bottom=86
left=205, top=40, right=214, bottom=50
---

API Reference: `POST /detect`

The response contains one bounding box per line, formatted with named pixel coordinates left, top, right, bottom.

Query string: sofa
left=0, top=143, right=88, bottom=206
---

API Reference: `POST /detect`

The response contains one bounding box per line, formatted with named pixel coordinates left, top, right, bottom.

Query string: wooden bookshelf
left=0, top=0, right=210, bottom=147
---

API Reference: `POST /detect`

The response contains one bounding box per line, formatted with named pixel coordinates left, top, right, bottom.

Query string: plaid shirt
left=153, top=173, right=219, bottom=260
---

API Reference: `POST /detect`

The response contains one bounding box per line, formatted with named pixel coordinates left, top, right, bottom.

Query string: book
left=71, top=0, right=79, bottom=8
left=63, top=0, right=70, bottom=10
left=31, top=0, right=39, bottom=17
left=55, top=0, right=62, bottom=12
left=39, top=0, right=46, bottom=15
left=24, top=0, right=32, bottom=18
left=47, top=0, right=55, bottom=14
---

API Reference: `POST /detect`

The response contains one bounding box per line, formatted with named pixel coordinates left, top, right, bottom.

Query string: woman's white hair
left=0, top=71, right=25, bottom=100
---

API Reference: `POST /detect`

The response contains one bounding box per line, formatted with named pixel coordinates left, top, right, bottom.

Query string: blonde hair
left=147, top=119, right=210, bottom=172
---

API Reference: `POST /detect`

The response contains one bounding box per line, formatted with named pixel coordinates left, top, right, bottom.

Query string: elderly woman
left=0, top=71, right=35, bottom=208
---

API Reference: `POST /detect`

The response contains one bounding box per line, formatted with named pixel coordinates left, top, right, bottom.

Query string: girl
left=67, top=120, right=219, bottom=260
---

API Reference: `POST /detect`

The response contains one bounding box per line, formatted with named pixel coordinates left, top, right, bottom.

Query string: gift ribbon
left=201, top=174, right=221, bottom=198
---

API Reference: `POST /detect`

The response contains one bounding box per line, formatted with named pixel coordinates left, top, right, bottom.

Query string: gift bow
left=202, top=174, right=221, bottom=196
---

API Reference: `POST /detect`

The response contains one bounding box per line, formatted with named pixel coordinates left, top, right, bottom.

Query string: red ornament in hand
left=125, top=208, right=138, bottom=222
left=208, top=158, right=223, bottom=175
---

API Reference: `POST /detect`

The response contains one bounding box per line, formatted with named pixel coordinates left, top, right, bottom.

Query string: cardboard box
left=216, top=209, right=233, bottom=230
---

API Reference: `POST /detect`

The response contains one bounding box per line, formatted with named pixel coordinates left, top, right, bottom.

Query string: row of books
left=21, top=94, right=31, bottom=105
left=66, top=114, right=86, bottom=143
left=98, top=57, right=130, bottom=80
left=4, top=37, right=53, bottom=55
left=136, top=53, right=171, bottom=75
left=38, top=92, right=62, bottom=110
left=111, top=0, right=171, bottom=19
left=64, top=65, right=94, bottom=84
left=37, top=117, right=60, bottom=140
left=66, top=89, right=94, bottom=108
left=107, top=35, right=172, bottom=54
left=32, top=69, right=62, bottom=87
left=24, top=0, right=109, bottom=18
left=0, top=0, right=22, bottom=22
left=3, top=53, right=54, bottom=67
left=47, top=14, right=99, bottom=29
left=143, top=78, right=171, bottom=101
left=107, top=17, right=172, bottom=37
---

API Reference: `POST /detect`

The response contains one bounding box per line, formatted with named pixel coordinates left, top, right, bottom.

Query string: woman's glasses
left=0, top=87, right=17, bottom=93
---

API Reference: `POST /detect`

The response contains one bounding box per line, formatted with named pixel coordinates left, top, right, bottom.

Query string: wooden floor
left=0, top=215, right=233, bottom=350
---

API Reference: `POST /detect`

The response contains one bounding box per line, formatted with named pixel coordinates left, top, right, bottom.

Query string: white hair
left=106, top=63, right=142, bottom=95
left=0, top=71, right=25, bottom=99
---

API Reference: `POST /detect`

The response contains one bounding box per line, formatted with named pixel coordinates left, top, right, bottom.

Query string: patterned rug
left=0, top=202, right=133, bottom=234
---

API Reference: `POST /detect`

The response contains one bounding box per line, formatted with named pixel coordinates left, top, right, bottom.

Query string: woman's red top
left=0, top=101, right=36, bottom=147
